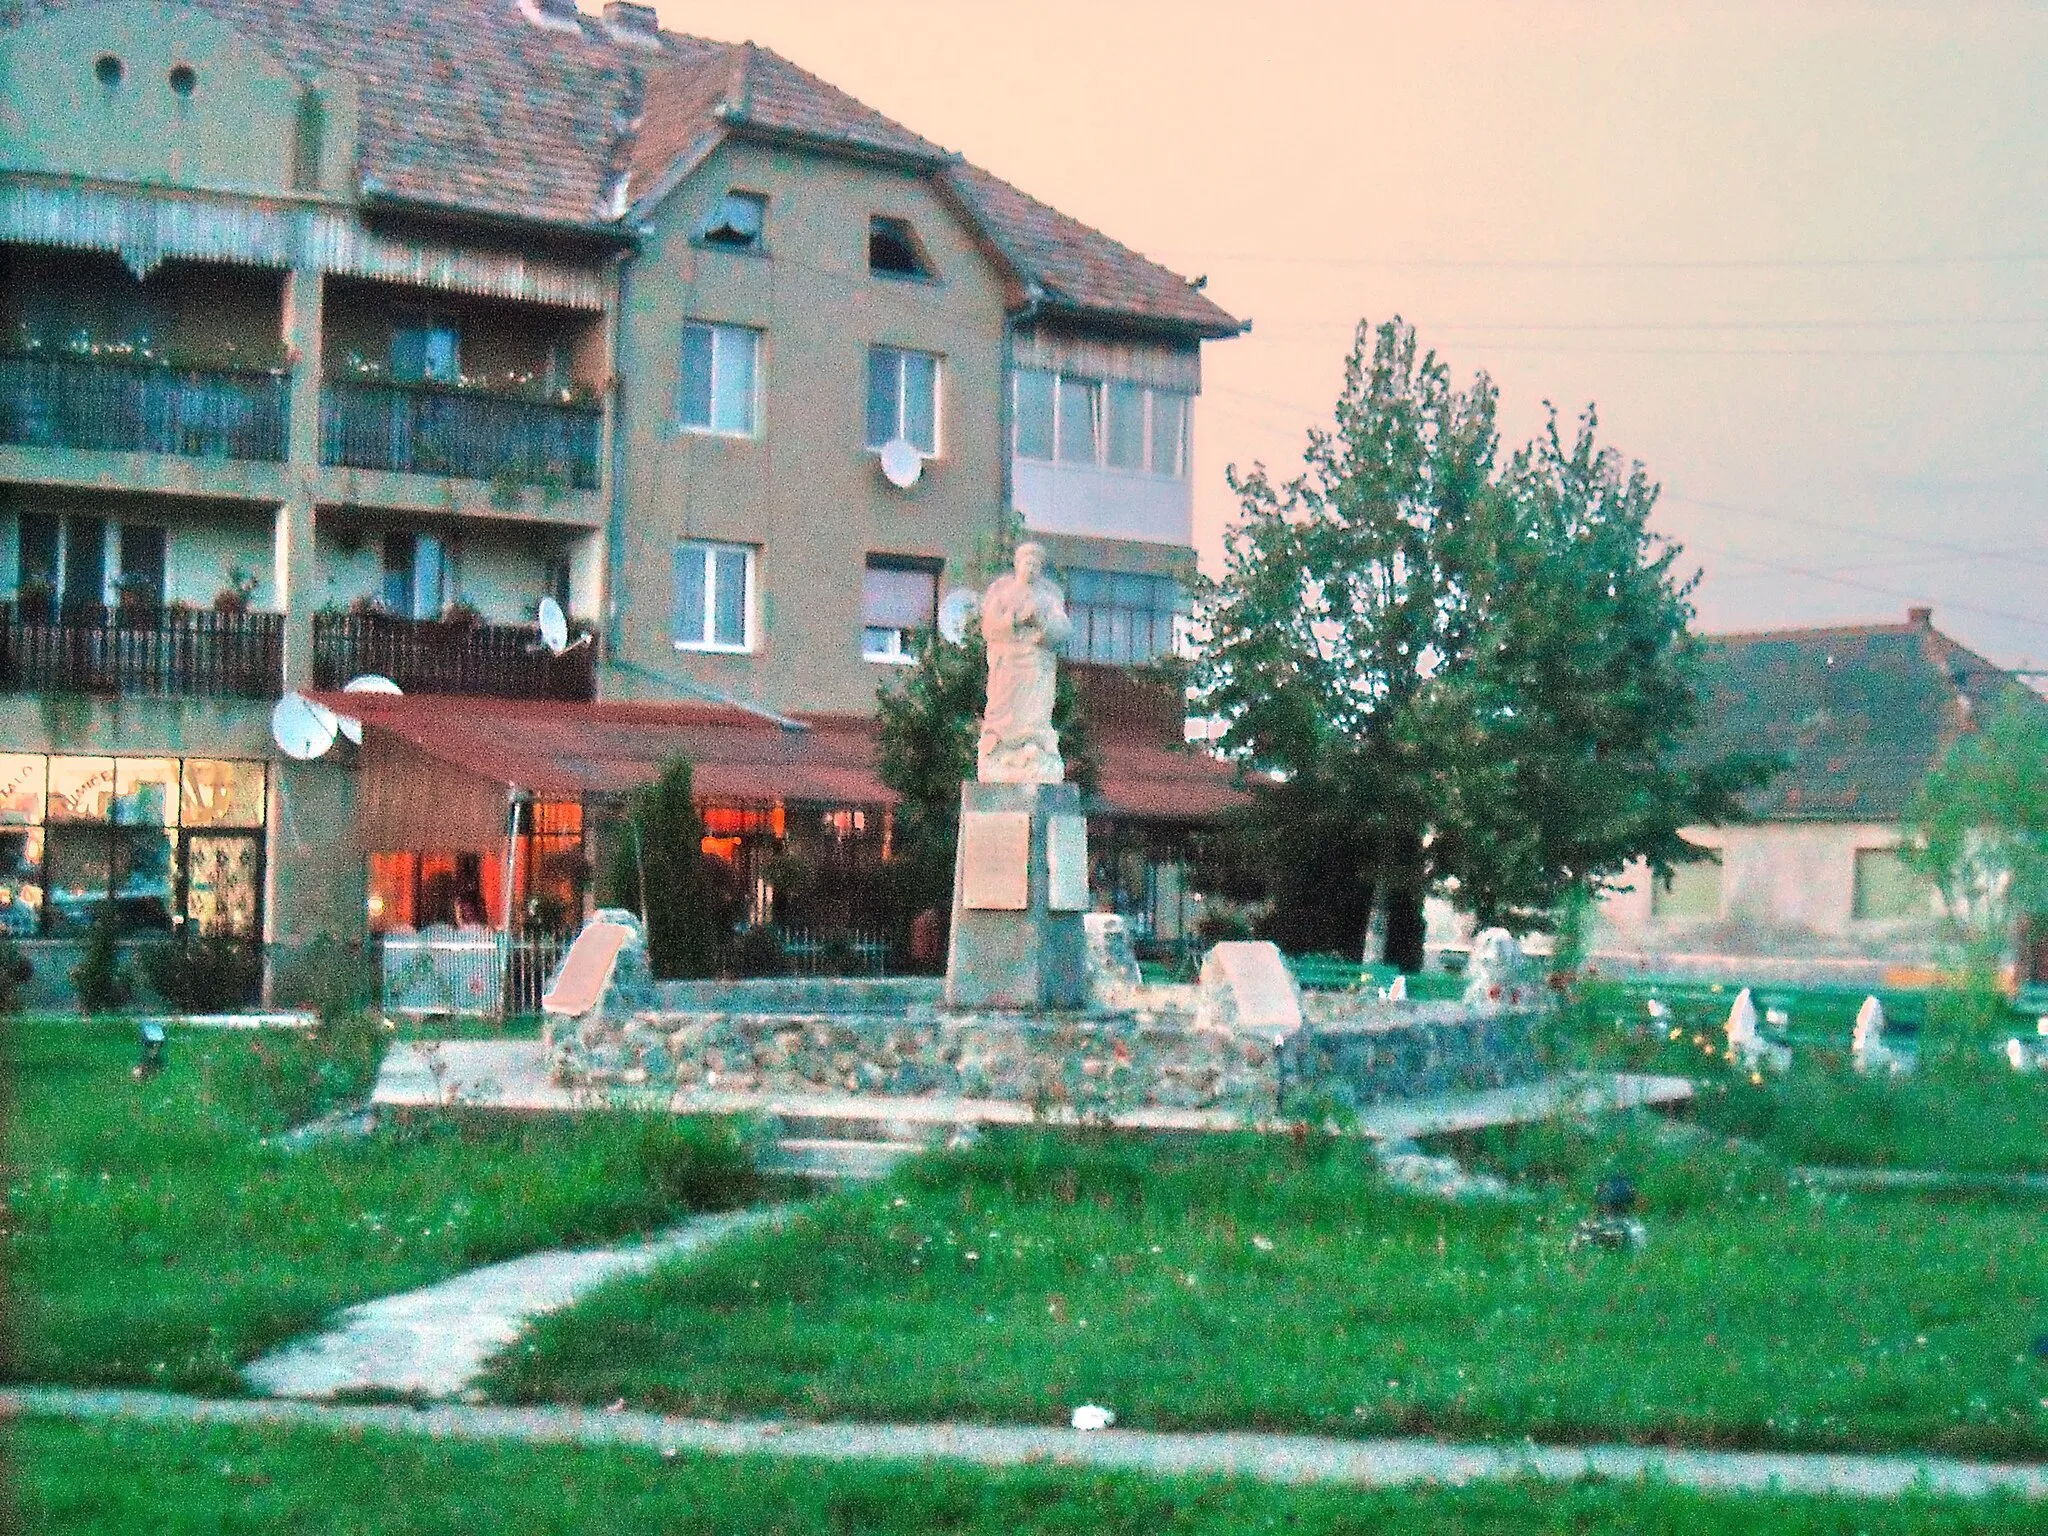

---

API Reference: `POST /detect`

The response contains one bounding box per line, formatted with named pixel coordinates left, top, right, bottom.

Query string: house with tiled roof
left=0, top=0, right=1245, bottom=1000
left=1585, top=608, right=2048, bottom=987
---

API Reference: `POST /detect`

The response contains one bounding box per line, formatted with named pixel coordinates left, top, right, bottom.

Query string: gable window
left=674, top=540, right=754, bottom=652
left=699, top=190, right=767, bottom=251
left=1012, top=370, right=1190, bottom=478
left=868, top=216, right=934, bottom=279
left=678, top=322, right=761, bottom=437
left=390, top=321, right=459, bottom=385
left=865, top=346, right=940, bottom=455
left=861, top=557, right=939, bottom=663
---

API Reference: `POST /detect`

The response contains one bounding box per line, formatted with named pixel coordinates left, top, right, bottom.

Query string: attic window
left=700, top=191, right=766, bottom=251
left=869, top=216, right=933, bottom=279
left=94, top=54, right=124, bottom=88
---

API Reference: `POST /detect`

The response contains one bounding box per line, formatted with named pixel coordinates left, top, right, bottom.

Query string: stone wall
left=1281, top=1000, right=1546, bottom=1111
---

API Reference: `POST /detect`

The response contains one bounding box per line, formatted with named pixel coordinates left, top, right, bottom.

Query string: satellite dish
left=271, top=691, right=339, bottom=761
left=878, top=437, right=923, bottom=490
left=537, top=596, right=569, bottom=656
left=937, top=587, right=980, bottom=645
left=337, top=675, right=402, bottom=745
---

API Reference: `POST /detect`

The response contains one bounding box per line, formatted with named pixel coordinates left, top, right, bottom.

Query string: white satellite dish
left=337, top=675, right=402, bottom=745
left=271, top=691, right=339, bottom=761
left=937, top=587, right=980, bottom=645
left=878, top=437, right=923, bottom=490
left=537, top=596, right=569, bottom=656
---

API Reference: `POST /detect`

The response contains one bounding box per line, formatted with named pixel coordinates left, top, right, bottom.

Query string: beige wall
left=0, top=0, right=357, bottom=200
left=1590, top=821, right=1944, bottom=978
left=607, top=138, right=1010, bottom=715
left=313, top=516, right=589, bottom=625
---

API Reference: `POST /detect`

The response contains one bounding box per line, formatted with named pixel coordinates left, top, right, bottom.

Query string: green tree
left=1195, top=319, right=1757, bottom=969
left=607, top=757, right=734, bottom=979
left=1909, top=689, right=2048, bottom=971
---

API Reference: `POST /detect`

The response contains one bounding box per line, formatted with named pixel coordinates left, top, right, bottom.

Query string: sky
left=651, top=0, right=2048, bottom=673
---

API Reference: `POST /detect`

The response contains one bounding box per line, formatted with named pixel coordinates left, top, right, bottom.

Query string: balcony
left=319, top=378, right=602, bottom=492
left=0, top=352, right=290, bottom=463
left=313, top=611, right=594, bottom=702
left=0, top=602, right=284, bottom=699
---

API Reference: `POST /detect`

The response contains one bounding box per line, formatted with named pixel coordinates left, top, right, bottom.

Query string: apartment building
left=0, top=0, right=1243, bottom=996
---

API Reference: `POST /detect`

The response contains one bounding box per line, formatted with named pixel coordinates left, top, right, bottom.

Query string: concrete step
left=767, top=1110, right=950, bottom=1147
left=761, top=1137, right=924, bottom=1181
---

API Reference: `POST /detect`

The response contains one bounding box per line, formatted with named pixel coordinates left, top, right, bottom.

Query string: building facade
left=0, top=0, right=1244, bottom=1000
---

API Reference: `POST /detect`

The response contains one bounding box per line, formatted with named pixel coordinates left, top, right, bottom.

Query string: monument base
left=945, top=780, right=1088, bottom=1011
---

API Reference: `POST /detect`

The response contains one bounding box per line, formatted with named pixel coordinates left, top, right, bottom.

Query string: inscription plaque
left=960, top=811, right=1031, bottom=910
left=1046, top=813, right=1090, bottom=912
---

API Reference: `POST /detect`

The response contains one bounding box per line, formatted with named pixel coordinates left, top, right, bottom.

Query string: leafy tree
left=1908, top=689, right=2048, bottom=968
left=1195, top=319, right=1758, bottom=969
left=71, top=903, right=133, bottom=1015
left=606, top=757, right=736, bottom=979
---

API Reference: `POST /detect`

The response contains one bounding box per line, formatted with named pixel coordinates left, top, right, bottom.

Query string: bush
left=141, top=937, right=261, bottom=1014
left=70, top=905, right=133, bottom=1016
left=0, top=932, right=32, bottom=1015
left=635, top=1114, right=763, bottom=1209
left=272, top=934, right=379, bottom=1023
left=727, top=926, right=790, bottom=978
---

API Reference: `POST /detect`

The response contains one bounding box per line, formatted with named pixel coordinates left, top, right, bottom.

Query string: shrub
left=0, top=933, right=32, bottom=1015
left=635, top=1114, right=763, bottom=1209
left=272, top=934, right=379, bottom=1023
left=141, top=937, right=261, bottom=1014
left=70, top=905, right=133, bottom=1016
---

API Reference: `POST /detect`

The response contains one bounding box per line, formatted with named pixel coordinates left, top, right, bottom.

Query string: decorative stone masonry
left=1280, top=998, right=1547, bottom=1111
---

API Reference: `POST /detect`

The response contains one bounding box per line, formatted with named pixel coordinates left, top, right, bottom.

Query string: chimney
left=603, top=1, right=662, bottom=42
left=1907, top=605, right=1933, bottom=628
left=517, top=0, right=584, bottom=32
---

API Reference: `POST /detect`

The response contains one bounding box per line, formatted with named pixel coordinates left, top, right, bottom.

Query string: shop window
left=0, top=754, right=46, bottom=825
left=48, top=756, right=116, bottom=823
left=186, top=833, right=260, bottom=938
left=181, top=759, right=266, bottom=828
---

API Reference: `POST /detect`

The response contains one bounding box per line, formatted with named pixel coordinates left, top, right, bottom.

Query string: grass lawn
left=14, top=1415, right=2043, bottom=1536
left=1563, top=980, right=2048, bottom=1175
left=2, top=1017, right=762, bottom=1394
left=486, top=1122, right=2048, bottom=1459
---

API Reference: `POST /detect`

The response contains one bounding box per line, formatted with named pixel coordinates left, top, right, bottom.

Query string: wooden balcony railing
left=0, top=603, right=284, bottom=699
left=319, top=378, right=602, bottom=491
left=0, top=353, right=290, bottom=463
left=313, top=611, right=595, bottom=702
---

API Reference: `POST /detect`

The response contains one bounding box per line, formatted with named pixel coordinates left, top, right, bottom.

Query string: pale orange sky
left=650, top=0, right=2048, bottom=672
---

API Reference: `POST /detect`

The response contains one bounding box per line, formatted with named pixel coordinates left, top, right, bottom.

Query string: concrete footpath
left=243, top=1208, right=781, bottom=1401
left=8, top=1387, right=2046, bottom=1502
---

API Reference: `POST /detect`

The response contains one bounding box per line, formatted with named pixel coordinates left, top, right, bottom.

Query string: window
left=390, top=322, right=459, bottom=385
left=18, top=513, right=113, bottom=608
left=1651, top=856, right=1722, bottom=920
left=868, top=216, right=933, bottom=278
left=699, top=190, right=767, bottom=251
left=1061, top=568, right=1186, bottom=664
left=866, top=347, right=940, bottom=454
left=381, top=531, right=450, bottom=620
left=1853, top=847, right=1933, bottom=920
left=0, top=753, right=265, bottom=938
left=1011, top=370, right=1191, bottom=478
left=861, top=557, right=939, bottom=663
left=116, top=524, right=166, bottom=608
left=673, top=541, right=753, bottom=652
left=678, top=322, right=760, bottom=437
left=1014, top=369, right=1055, bottom=461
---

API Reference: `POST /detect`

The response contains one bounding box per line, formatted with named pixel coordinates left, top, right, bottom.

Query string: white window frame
left=860, top=557, right=939, bottom=666
left=673, top=540, right=756, bottom=654
left=866, top=346, right=943, bottom=456
left=677, top=322, right=762, bottom=439
left=1013, top=370, right=1189, bottom=480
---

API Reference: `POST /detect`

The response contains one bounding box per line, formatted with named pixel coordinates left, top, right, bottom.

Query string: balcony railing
left=313, top=612, right=595, bottom=702
left=0, top=603, right=284, bottom=699
left=319, top=378, right=602, bottom=491
left=0, top=353, right=290, bottom=463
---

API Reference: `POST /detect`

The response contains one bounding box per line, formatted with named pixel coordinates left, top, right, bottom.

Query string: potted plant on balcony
left=112, top=571, right=161, bottom=614
left=213, top=566, right=260, bottom=614
left=15, top=574, right=54, bottom=622
left=437, top=599, right=484, bottom=631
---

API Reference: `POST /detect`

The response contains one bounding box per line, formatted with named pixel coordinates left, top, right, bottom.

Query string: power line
left=1660, top=492, right=2048, bottom=573
left=1174, top=250, right=2048, bottom=273
left=1248, top=315, right=2048, bottom=335
left=1686, top=539, right=2048, bottom=635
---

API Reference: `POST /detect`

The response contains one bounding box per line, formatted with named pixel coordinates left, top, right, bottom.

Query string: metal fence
left=378, top=930, right=573, bottom=1018
left=0, top=602, right=284, bottom=699
left=320, top=378, right=602, bottom=489
left=0, top=353, right=290, bottom=462
left=313, top=611, right=595, bottom=701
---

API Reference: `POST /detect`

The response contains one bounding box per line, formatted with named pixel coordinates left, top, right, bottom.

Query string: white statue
left=1726, top=987, right=1790, bottom=1073
left=1462, top=928, right=1530, bottom=1010
left=1851, top=995, right=1902, bottom=1076
left=977, top=542, right=1072, bottom=785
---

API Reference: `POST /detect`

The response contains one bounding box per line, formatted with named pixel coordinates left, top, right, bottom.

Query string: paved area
left=8, top=1387, right=2044, bottom=1501
left=373, top=1039, right=1689, bottom=1140
left=242, top=1208, right=781, bottom=1401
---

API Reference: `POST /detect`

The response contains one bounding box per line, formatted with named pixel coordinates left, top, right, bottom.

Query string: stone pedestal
left=945, top=780, right=1088, bottom=1011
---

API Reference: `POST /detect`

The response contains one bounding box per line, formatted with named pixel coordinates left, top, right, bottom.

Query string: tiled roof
left=1689, top=615, right=2046, bottom=822
left=3, top=0, right=1243, bottom=334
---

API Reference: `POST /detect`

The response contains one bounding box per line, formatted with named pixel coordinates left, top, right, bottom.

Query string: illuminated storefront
left=0, top=753, right=268, bottom=939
